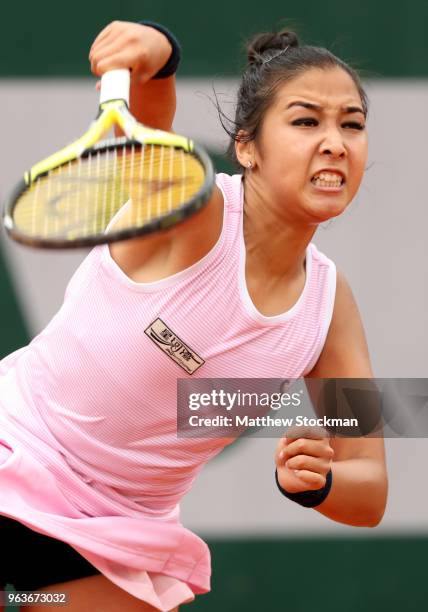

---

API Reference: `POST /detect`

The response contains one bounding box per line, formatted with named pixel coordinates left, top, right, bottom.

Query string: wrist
left=275, top=468, right=333, bottom=508
left=138, top=20, right=181, bottom=79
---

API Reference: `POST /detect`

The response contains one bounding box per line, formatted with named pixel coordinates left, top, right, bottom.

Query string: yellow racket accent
left=27, top=101, right=192, bottom=183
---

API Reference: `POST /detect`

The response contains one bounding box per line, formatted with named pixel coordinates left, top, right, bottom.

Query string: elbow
left=340, top=507, right=385, bottom=528
left=346, top=501, right=386, bottom=528
left=362, top=507, right=385, bottom=528
left=357, top=479, right=388, bottom=528
left=367, top=494, right=388, bottom=527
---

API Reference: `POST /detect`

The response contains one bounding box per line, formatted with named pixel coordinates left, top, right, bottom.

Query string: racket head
left=3, top=137, right=215, bottom=249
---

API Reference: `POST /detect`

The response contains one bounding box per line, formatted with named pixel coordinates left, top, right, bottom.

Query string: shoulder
left=332, top=270, right=366, bottom=339
left=212, top=173, right=243, bottom=213
left=306, top=269, right=373, bottom=378
left=308, top=241, right=337, bottom=287
left=215, top=172, right=242, bottom=194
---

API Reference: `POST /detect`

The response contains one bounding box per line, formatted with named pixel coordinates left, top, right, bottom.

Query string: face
left=238, top=66, right=368, bottom=224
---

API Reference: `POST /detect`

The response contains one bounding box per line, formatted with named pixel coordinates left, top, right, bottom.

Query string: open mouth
left=311, top=171, right=345, bottom=189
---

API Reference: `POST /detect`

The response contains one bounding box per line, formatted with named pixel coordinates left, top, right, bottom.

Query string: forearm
left=315, top=458, right=387, bottom=527
left=129, top=74, right=176, bottom=131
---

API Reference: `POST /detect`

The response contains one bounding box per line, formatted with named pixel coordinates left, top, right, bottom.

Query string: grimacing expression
left=242, top=66, right=368, bottom=224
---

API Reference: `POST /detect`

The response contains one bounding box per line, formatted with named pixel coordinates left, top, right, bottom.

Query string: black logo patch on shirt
left=144, top=318, right=205, bottom=374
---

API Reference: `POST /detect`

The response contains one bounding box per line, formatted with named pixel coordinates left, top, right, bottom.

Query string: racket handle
left=99, top=69, right=130, bottom=106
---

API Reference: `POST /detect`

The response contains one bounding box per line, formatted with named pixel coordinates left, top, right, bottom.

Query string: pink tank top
left=0, top=173, right=336, bottom=602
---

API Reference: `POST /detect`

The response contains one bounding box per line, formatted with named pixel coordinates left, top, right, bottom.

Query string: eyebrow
left=286, top=101, right=365, bottom=115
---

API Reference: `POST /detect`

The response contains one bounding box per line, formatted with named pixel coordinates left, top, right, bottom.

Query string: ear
left=235, top=131, right=256, bottom=169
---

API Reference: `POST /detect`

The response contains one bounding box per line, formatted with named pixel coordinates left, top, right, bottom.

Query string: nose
left=319, top=129, right=346, bottom=159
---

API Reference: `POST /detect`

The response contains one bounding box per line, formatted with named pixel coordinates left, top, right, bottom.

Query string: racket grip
left=100, top=69, right=130, bottom=106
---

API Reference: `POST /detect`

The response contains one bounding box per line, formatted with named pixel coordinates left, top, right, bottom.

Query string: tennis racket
left=3, top=69, right=214, bottom=249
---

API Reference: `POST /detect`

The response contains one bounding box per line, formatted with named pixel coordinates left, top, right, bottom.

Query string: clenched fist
left=275, top=427, right=334, bottom=494
left=89, top=21, right=172, bottom=83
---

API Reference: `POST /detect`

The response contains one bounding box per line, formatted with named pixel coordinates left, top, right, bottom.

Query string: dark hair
left=219, top=29, right=369, bottom=168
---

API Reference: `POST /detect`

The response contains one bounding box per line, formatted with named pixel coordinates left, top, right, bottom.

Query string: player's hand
left=89, top=21, right=172, bottom=84
left=274, top=427, right=334, bottom=494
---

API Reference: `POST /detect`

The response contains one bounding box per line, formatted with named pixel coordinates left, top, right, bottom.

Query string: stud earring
left=247, top=161, right=253, bottom=169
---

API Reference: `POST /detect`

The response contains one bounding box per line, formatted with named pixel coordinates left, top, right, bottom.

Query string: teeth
left=312, top=172, right=343, bottom=188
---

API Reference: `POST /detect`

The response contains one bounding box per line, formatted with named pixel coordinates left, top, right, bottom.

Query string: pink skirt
left=0, top=436, right=210, bottom=611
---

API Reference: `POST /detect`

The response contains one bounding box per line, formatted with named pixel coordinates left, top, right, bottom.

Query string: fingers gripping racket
left=3, top=70, right=214, bottom=249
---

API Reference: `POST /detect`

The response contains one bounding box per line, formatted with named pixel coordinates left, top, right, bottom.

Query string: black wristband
left=275, top=469, right=333, bottom=508
left=139, top=21, right=182, bottom=79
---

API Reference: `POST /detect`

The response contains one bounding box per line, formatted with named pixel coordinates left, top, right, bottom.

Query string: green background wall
left=1, top=0, right=428, bottom=77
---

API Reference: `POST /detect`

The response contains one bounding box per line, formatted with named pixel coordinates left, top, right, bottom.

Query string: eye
left=342, top=121, right=365, bottom=130
left=291, top=118, right=319, bottom=127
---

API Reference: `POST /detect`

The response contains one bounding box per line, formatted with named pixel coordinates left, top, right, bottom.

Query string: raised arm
left=275, top=270, right=388, bottom=527
left=89, top=20, right=177, bottom=131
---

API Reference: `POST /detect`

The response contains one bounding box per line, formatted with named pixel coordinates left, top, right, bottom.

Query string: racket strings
left=13, top=144, right=205, bottom=240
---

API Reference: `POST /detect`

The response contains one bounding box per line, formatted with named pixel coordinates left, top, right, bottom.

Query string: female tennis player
left=0, top=20, right=387, bottom=612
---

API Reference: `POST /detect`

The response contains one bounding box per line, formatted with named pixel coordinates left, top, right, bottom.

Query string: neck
left=243, top=179, right=316, bottom=284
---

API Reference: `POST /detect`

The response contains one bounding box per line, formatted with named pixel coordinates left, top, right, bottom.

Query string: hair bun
left=247, top=30, right=299, bottom=65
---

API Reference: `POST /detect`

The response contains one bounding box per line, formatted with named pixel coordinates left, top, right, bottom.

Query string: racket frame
left=3, top=73, right=215, bottom=249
